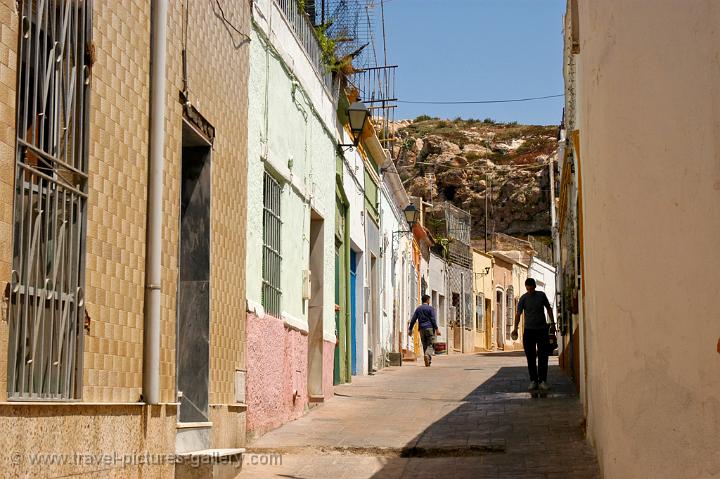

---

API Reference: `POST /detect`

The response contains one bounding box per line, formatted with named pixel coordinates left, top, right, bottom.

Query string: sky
left=374, top=0, right=565, bottom=125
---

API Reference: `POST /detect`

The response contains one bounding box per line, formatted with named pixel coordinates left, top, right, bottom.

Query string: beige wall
left=472, top=251, right=493, bottom=350
left=0, top=0, right=250, bottom=405
left=576, top=2, right=720, bottom=477
left=165, top=0, right=250, bottom=407
left=492, top=257, right=512, bottom=350
left=0, top=0, right=19, bottom=402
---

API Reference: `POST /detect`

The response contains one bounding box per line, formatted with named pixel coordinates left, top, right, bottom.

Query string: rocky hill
left=389, top=117, right=558, bottom=240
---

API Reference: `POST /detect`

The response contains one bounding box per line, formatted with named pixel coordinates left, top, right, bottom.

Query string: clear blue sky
left=377, top=0, right=565, bottom=125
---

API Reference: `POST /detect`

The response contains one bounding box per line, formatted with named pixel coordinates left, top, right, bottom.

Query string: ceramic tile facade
left=0, top=0, right=250, bottom=475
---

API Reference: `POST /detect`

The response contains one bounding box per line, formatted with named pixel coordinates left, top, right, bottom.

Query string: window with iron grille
left=506, top=286, right=515, bottom=340
left=7, top=0, right=92, bottom=400
left=262, top=171, right=282, bottom=317
left=475, top=293, right=485, bottom=332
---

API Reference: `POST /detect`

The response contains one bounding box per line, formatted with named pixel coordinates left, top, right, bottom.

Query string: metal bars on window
left=7, top=0, right=92, bottom=400
left=505, top=287, right=515, bottom=340
left=262, top=171, right=282, bottom=317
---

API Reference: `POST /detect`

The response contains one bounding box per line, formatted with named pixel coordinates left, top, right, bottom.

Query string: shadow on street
left=367, top=363, right=599, bottom=479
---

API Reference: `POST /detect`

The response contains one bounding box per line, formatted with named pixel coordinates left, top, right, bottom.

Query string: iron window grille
left=505, top=287, right=515, bottom=340
left=7, top=0, right=92, bottom=400
left=262, top=171, right=282, bottom=317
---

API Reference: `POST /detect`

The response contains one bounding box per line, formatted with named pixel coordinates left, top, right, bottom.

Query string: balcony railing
left=273, top=0, right=334, bottom=91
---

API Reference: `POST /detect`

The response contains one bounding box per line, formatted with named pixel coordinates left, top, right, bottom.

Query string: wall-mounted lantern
left=338, top=100, right=370, bottom=152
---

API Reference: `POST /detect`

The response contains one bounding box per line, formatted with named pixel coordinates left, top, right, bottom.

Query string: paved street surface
left=240, top=352, right=600, bottom=478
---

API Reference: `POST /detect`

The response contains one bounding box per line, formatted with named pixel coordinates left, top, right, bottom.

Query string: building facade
left=472, top=250, right=494, bottom=351
left=0, top=0, right=251, bottom=475
left=560, top=1, right=720, bottom=477
left=244, top=0, right=337, bottom=438
left=491, top=252, right=526, bottom=351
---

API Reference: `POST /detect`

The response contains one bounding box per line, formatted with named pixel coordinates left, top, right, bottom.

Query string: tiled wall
left=0, top=0, right=19, bottom=402
left=165, top=0, right=250, bottom=406
left=0, top=0, right=250, bottom=409
left=82, top=0, right=152, bottom=403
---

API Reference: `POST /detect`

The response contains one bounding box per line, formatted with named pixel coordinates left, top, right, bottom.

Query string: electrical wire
left=397, top=94, right=564, bottom=105
left=214, top=0, right=250, bottom=43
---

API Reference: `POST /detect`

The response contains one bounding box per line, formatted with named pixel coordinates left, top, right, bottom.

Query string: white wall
left=428, top=253, right=448, bottom=336
left=529, top=257, right=557, bottom=322
left=342, top=150, right=368, bottom=375
left=246, top=0, right=338, bottom=343
left=379, top=186, right=402, bottom=358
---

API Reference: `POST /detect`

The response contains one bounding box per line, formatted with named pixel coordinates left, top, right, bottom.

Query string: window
left=364, top=169, right=379, bottom=222
left=7, top=0, right=92, bottom=400
left=475, top=293, right=485, bottom=332
left=262, top=171, right=282, bottom=316
left=505, top=286, right=515, bottom=340
left=437, top=294, right=445, bottom=328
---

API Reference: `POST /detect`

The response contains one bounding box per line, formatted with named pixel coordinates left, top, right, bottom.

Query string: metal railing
left=273, top=0, right=334, bottom=91
left=350, top=65, right=398, bottom=146
left=7, top=0, right=92, bottom=400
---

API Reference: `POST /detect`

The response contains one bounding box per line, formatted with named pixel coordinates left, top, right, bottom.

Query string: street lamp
left=475, top=266, right=491, bottom=277
left=338, top=100, right=370, bottom=152
left=392, top=204, right=421, bottom=255
left=402, top=203, right=419, bottom=226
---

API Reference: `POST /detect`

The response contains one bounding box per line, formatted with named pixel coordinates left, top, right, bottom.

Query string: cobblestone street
left=240, top=352, right=600, bottom=478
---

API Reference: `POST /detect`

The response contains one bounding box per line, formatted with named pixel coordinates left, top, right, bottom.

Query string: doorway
left=366, top=254, right=380, bottom=372
left=495, top=289, right=504, bottom=350
left=350, top=250, right=358, bottom=375
left=452, top=292, right=461, bottom=351
left=308, top=214, right=324, bottom=398
left=177, top=121, right=211, bottom=424
left=485, top=298, right=492, bottom=349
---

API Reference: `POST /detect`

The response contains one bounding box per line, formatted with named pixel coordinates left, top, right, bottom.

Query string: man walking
left=409, top=295, right=440, bottom=367
left=512, top=278, right=555, bottom=392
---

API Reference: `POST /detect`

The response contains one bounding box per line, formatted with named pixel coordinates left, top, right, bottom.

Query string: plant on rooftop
left=314, top=23, right=353, bottom=74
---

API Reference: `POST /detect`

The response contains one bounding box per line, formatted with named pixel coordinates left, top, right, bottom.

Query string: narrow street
left=240, top=353, right=600, bottom=479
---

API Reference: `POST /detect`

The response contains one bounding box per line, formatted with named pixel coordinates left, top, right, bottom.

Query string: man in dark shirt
left=512, top=278, right=555, bottom=392
left=409, top=294, right=440, bottom=367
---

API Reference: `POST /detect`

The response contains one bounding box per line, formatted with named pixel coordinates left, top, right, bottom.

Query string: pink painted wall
left=246, top=312, right=309, bottom=438
left=322, top=340, right=336, bottom=400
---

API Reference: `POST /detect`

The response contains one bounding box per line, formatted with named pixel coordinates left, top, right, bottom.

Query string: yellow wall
left=574, top=1, right=720, bottom=477
left=472, top=251, right=493, bottom=350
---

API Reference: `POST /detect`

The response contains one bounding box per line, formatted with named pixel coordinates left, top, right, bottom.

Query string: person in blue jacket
left=409, top=294, right=440, bottom=367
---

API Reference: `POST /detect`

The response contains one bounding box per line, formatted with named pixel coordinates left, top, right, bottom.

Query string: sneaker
left=424, top=355, right=430, bottom=367
left=528, top=381, right=539, bottom=391
left=538, top=381, right=551, bottom=392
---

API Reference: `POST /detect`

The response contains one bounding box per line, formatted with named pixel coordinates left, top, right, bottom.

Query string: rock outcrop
left=390, top=118, right=558, bottom=239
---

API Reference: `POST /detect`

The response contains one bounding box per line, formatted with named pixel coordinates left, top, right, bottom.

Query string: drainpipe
left=143, top=0, right=168, bottom=405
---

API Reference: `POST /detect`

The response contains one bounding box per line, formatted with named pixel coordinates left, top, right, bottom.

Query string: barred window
left=262, top=171, right=282, bottom=317
left=505, top=286, right=515, bottom=340
left=7, top=0, right=92, bottom=400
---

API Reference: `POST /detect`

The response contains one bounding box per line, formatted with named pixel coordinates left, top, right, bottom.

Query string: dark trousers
left=523, top=327, right=550, bottom=383
left=420, top=328, right=435, bottom=358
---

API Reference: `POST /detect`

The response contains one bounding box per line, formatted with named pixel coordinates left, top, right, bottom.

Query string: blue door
left=350, top=250, right=358, bottom=375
